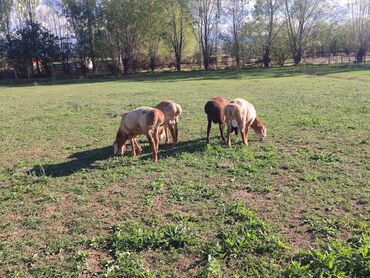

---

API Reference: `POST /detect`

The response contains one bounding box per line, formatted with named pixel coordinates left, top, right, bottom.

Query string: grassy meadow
left=0, top=65, right=369, bottom=277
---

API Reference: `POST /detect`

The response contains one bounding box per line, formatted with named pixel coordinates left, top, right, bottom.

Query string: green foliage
left=108, top=221, right=195, bottom=253
left=208, top=203, right=288, bottom=259
left=282, top=233, right=370, bottom=277
left=103, top=252, right=154, bottom=278
left=304, top=216, right=342, bottom=238
left=310, top=152, right=340, bottom=163
left=169, top=181, right=218, bottom=201
left=199, top=255, right=223, bottom=278
left=5, top=21, right=60, bottom=77
left=62, top=0, right=102, bottom=69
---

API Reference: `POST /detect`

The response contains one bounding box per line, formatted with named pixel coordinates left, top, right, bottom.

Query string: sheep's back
left=121, top=107, right=163, bottom=135
left=155, top=100, right=181, bottom=124
left=205, top=97, right=229, bottom=124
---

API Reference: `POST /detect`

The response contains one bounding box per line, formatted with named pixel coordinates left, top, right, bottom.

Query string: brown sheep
left=204, top=96, right=230, bottom=143
left=113, top=107, right=165, bottom=162
left=155, top=100, right=182, bottom=145
left=224, top=98, right=266, bottom=148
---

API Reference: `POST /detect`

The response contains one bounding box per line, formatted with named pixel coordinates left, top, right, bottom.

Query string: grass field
left=0, top=65, right=369, bottom=277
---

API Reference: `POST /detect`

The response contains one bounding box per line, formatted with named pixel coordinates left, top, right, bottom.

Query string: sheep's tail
left=174, top=103, right=182, bottom=124
left=175, top=103, right=182, bottom=117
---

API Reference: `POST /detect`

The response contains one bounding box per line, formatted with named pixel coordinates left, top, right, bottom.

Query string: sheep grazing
left=155, top=100, right=182, bottom=145
left=113, top=107, right=165, bottom=162
left=224, top=98, right=266, bottom=147
left=204, top=96, right=230, bottom=143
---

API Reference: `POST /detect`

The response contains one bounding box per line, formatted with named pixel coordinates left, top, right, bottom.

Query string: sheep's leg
left=165, top=126, right=169, bottom=144
left=132, top=138, right=142, bottom=155
left=226, top=126, right=232, bottom=148
left=174, top=121, right=179, bottom=144
left=244, top=127, right=249, bottom=146
left=153, top=128, right=160, bottom=152
left=131, top=138, right=137, bottom=156
left=169, top=125, right=176, bottom=147
left=240, top=128, right=248, bottom=146
left=146, top=132, right=158, bottom=162
left=219, top=123, right=225, bottom=142
left=206, top=116, right=212, bottom=143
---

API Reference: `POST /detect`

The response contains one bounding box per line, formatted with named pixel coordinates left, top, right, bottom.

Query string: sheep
left=113, top=107, right=165, bottom=162
left=224, top=98, right=266, bottom=148
left=155, top=100, right=182, bottom=145
left=204, top=96, right=230, bottom=143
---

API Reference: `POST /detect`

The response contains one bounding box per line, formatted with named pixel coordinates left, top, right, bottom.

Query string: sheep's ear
left=113, top=143, right=118, bottom=155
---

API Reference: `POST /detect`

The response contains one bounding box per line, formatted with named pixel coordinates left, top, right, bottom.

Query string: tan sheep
left=224, top=98, right=266, bottom=147
left=155, top=100, right=182, bottom=145
left=113, top=106, right=165, bottom=162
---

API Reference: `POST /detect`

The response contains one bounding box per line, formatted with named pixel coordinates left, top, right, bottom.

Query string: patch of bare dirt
left=175, top=255, right=203, bottom=277
left=81, top=249, right=108, bottom=277
left=229, top=189, right=312, bottom=252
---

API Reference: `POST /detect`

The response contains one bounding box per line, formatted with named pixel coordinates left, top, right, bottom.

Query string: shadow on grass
left=2, top=64, right=370, bottom=88
left=31, top=146, right=113, bottom=177
left=31, top=138, right=210, bottom=177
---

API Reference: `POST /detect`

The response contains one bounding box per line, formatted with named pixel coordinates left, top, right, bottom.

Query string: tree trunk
left=293, top=49, right=302, bottom=65
left=123, top=57, right=130, bottom=76
left=203, top=49, right=210, bottom=70
left=357, top=48, right=365, bottom=64
left=235, top=54, right=240, bottom=69
left=27, top=63, right=31, bottom=79
left=263, top=45, right=271, bottom=68
left=13, top=68, right=18, bottom=79
left=175, top=54, right=181, bottom=72
left=91, top=56, right=97, bottom=74
left=149, top=55, right=156, bottom=72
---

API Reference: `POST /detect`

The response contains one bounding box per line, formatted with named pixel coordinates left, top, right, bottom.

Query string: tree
left=271, top=24, right=291, bottom=65
left=224, top=0, right=248, bottom=69
left=103, top=0, right=154, bottom=75
left=144, top=0, right=165, bottom=72
left=350, top=0, right=370, bottom=63
left=13, top=0, right=39, bottom=28
left=191, top=0, right=222, bottom=70
left=163, top=0, right=193, bottom=71
left=0, top=0, right=12, bottom=36
left=254, top=0, right=283, bottom=67
left=62, top=0, right=101, bottom=73
left=5, top=21, right=60, bottom=79
left=284, top=0, right=325, bottom=64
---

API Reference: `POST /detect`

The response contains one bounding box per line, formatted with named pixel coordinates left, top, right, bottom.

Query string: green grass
left=0, top=64, right=369, bottom=277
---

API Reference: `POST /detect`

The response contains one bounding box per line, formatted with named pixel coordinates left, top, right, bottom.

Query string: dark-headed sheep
left=204, top=96, right=230, bottom=143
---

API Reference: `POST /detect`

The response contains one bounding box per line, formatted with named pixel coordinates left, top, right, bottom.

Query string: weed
left=282, top=232, right=370, bottom=277
left=107, top=221, right=195, bottom=253
left=103, top=252, right=154, bottom=278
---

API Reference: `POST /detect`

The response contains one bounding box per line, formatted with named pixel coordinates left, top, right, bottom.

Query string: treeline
left=0, top=0, right=369, bottom=78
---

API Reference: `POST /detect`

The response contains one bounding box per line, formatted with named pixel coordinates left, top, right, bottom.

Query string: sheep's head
left=113, top=130, right=127, bottom=155
left=251, top=117, right=267, bottom=141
